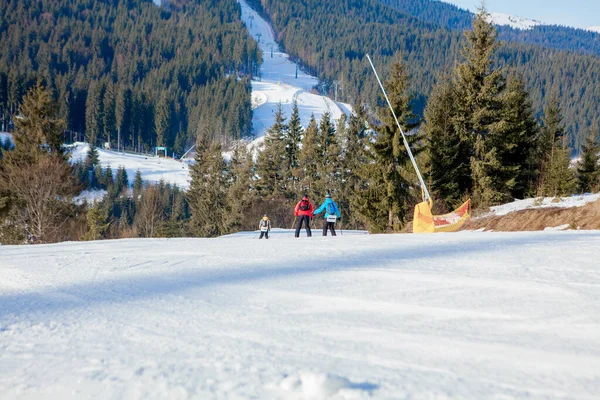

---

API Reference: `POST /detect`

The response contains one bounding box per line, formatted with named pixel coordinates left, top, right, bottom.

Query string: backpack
left=260, top=219, right=268, bottom=227
left=327, top=202, right=336, bottom=215
left=299, top=199, right=310, bottom=211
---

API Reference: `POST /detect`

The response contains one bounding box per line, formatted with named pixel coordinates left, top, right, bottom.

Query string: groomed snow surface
left=2, top=230, right=600, bottom=399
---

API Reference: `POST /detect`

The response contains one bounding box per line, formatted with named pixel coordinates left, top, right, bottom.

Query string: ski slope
left=70, top=142, right=191, bottom=189
left=2, top=231, right=600, bottom=399
left=238, top=0, right=352, bottom=139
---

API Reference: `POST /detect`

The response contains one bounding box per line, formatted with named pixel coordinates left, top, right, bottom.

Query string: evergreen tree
left=103, top=82, right=116, bottom=148
left=83, top=202, right=110, bottom=241
left=356, top=57, right=419, bottom=232
left=85, top=79, right=104, bottom=146
left=576, top=127, right=600, bottom=193
left=298, top=114, right=320, bottom=197
left=0, top=84, right=78, bottom=243
left=317, top=112, right=340, bottom=197
left=338, top=106, right=369, bottom=228
left=226, top=144, right=255, bottom=231
left=497, top=74, right=540, bottom=199
left=188, top=138, right=229, bottom=237
left=538, top=100, right=576, bottom=197
left=453, top=6, right=505, bottom=204
left=133, top=169, right=143, bottom=199
left=423, top=78, right=463, bottom=210
left=285, top=101, right=303, bottom=191
left=115, top=166, right=129, bottom=194
left=255, top=103, right=287, bottom=198
left=154, top=91, right=172, bottom=147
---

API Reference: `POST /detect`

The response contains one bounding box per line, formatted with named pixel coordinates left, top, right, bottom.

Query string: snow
left=238, top=0, right=352, bottom=139
left=2, top=230, right=600, bottom=398
left=0, top=131, right=13, bottom=145
left=484, top=193, right=600, bottom=217
left=73, top=189, right=108, bottom=205
left=70, top=142, right=191, bottom=189
left=487, top=12, right=542, bottom=30
left=588, top=26, right=600, bottom=34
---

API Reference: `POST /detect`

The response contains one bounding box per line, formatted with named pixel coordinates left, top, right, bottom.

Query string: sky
left=442, top=0, right=600, bottom=29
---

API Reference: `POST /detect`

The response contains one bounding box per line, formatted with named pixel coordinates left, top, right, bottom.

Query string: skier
left=314, top=192, right=341, bottom=236
left=294, top=194, right=314, bottom=237
left=258, top=214, right=271, bottom=239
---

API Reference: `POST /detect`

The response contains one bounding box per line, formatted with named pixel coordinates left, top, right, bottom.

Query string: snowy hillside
left=70, top=142, right=191, bottom=189
left=589, top=26, right=600, bottom=34
left=1, top=231, right=600, bottom=398
left=238, top=0, right=351, bottom=138
left=487, top=12, right=542, bottom=30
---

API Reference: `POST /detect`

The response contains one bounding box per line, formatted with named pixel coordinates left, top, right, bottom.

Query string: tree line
left=0, top=0, right=260, bottom=153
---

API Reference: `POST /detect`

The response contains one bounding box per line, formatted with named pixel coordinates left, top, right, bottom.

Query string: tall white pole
left=366, top=54, right=430, bottom=202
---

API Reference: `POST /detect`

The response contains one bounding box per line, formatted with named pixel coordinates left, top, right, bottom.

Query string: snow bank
left=485, top=193, right=600, bottom=217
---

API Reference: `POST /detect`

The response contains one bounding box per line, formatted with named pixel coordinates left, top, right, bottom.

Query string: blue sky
left=443, top=0, right=600, bottom=29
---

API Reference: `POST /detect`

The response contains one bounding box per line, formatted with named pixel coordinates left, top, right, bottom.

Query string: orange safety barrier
left=413, top=199, right=471, bottom=233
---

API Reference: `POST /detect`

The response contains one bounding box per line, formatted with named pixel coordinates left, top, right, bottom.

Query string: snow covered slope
left=2, top=231, right=600, bottom=399
left=588, top=26, right=600, bottom=34
left=238, top=0, right=351, bottom=138
left=0, top=132, right=13, bottom=145
left=70, top=142, right=191, bottom=189
left=487, top=12, right=542, bottom=30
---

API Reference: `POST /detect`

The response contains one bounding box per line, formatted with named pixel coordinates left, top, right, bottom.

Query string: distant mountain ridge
left=378, top=0, right=600, bottom=58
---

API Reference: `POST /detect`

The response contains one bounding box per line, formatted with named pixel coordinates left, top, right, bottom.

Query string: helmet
left=302, top=194, right=309, bottom=199
left=325, top=192, right=331, bottom=198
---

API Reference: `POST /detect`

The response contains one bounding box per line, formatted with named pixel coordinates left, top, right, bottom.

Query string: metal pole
left=365, top=54, right=431, bottom=202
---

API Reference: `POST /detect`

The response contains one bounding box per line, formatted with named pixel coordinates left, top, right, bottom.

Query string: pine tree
left=154, top=91, right=171, bottom=147
left=133, top=169, right=143, bottom=199
left=285, top=101, right=303, bottom=192
left=0, top=84, right=78, bottom=243
left=103, top=82, right=116, bottom=148
left=226, top=144, right=255, bottom=231
left=83, top=202, right=110, bottom=240
left=423, top=78, right=463, bottom=210
left=188, top=138, right=229, bottom=237
left=497, top=74, right=540, bottom=199
left=255, top=103, right=287, bottom=198
left=317, top=112, right=340, bottom=197
left=453, top=6, right=505, bottom=204
left=356, top=57, right=419, bottom=232
left=576, top=127, right=600, bottom=193
left=115, top=166, right=129, bottom=194
left=85, top=79, right=104, bottom=146
left=538, top=99, right=576, bottom=197
left=298, top=114, right=320, bottom=197
left=338, top=106, right=369, bottom=228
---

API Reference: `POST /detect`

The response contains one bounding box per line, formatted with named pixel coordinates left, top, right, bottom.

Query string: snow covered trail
left=70, top=142, right=191, bottom=189
left=238, top=0, right=352, bottom=138
left=1, top=231, right=600, bottom=399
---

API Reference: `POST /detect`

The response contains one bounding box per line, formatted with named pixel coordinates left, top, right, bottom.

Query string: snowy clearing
left=70, top=142, right=191, bottom=189
left=238, top=0, right=352, bottom=139
left=0, top=132, right=13, bottom=145
left=1, top=231, right=600, bottom=399
left=484, top=193, right=600, bottom=217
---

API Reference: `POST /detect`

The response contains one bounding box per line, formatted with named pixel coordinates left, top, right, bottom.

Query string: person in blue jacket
left=314, top=192, right=341, bottom=236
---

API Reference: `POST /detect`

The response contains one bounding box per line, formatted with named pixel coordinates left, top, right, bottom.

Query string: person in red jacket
left=294, top=194, right=314, bottom=237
